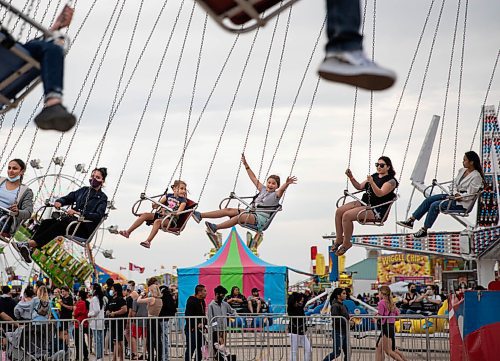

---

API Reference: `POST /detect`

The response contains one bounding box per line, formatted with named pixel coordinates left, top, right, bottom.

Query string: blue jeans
left=412, top=194, right=465, bottom=229
left=325, top=0, right=363, bottom=52
left=92, top=329, right=104, bottom=360
left=23, top=39, right=64, bottom=99
left=323, top=331, right=348, bottom=361
left=161, top=320, right=170, bottom=361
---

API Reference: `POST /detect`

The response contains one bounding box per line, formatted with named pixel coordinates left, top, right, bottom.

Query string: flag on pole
left=129, top=262, right=145, bottom=273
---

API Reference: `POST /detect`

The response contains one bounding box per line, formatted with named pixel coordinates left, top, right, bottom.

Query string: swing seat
left=0, top=206, right=15, bottom=242
left=0, top=30, right=41, bottom=113
left=439, top=190, right=483, bottom=217
left=195, top=0, right=300, bottom=33
left=336, top=189, right=398, bottom=226
left=160, top=198, right=198, bottom=235
left=238, top=204, right=282, bottom=232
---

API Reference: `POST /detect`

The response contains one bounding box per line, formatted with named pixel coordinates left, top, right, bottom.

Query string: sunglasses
left=375, top=163, right=387, bottom=168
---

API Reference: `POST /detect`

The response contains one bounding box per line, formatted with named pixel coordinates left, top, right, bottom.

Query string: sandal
left=119, top=230, right=130, bottom=238
left=130, top=354, right=138, bottom=360
left=140, top=241, right=151, bottom=249
left=335, top=244, right=352, bottom=256
left=331, top=242, right=343, bottom=253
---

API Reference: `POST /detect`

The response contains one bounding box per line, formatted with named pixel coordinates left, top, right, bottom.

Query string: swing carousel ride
left=0, top=0, right=499, bottom=289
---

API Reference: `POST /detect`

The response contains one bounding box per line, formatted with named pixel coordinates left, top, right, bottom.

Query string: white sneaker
left=318, top=50, right=396, bottom=91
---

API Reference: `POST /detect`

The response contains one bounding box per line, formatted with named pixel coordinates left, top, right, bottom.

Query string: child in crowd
left=119, top=180, right=187, bottom=248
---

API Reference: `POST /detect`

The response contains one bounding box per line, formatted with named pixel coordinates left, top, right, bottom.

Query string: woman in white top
left=0, top=159, right=34, bottom=236
left=88, top=283, right=106, bottom=361
left=397, top=151, right=484, bottom=238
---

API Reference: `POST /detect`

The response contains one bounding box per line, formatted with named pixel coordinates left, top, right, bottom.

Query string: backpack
left=36, top=300, right=50, bottom=317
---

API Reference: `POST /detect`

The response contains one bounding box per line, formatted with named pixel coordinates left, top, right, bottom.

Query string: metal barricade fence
left=1, top=313, right=448, bottom=360
left=0, top=318, right=75, bottom=361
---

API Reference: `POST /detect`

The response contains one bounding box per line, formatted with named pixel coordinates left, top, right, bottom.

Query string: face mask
left=7, top=175, right=21, bottom=182
left=216, top=295, right=224, bottom=302
left=109, top=290, right=114, bottom=297
left=148, top=292, right=152, bottom=297
left=410, top=289, right=416, bottom=293
left=89, top=178, right=103, bottom=188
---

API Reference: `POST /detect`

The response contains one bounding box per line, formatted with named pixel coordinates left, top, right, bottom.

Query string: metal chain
left=197, top=27, right=261, bottom=203
left=470, top=49, right=499, bottom=150
left=166, top=32, right=242, bottom=191
left=435, top=0, right=459, bottom=181
left=382, top=0, right=435, bottom=154
left=265, top=17, right=325, bottom=177
left=33, top=0, right=122, bottom=203
left=112, top=1, right=187, bottom=202
left=368, top=0, right=376, bottom=178
left=232, top=6, right=288, bottom=192
left=179, top=12, right=207, bottom=180
left=17, top=0, right=38, bottom=40
left=397, top=0, right=446, bottom=186
left=452, top=0, right=468, bottom=192
left=256, top=5, right=292, bottom=182
left=85, top=0, right=146, bottom=176
left=144, top=0, right=193, bottom=193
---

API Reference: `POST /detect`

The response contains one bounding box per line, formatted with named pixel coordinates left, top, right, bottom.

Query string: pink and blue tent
left=178, top=227, right=287, bottom=313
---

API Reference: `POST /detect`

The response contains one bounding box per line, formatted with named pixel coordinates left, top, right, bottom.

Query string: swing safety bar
left=424, top=179, right=483, bottom=217
left=336, top=189, right=398, bottom=226
left=219, top=192, right=282, bottom=232
left=131, top=193, right=198, bottom=236
left=423, top=179, right=453, bottom=198
left=0, top=0, right=54, bottom=38
left=194, top=0, right=301, bottom=34
left=0, top=205, right=15, bottom=242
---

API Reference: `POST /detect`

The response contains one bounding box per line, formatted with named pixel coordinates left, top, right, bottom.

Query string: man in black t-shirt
left=59, top=286, right=74, bottom=319
left=105, top=284, right=128, bottom=361
left=184, top=284, right=207, bottom=361
left=0, top=286, right=17, bottom=320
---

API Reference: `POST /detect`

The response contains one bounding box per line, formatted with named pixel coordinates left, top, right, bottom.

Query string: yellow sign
left=377, top=253, right=431, bottom=283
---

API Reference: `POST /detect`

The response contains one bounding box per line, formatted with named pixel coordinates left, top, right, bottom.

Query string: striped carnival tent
left=177, top=227, right=287, bottom=313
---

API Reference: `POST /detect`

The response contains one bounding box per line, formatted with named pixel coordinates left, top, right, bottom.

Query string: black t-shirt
left=60, top=295, right=74, bottom=320
left=0, top=296, right=17, bottom=320
left=126, top=296, right=133, bottom=312
left=107, top=296, right=127, bottom=316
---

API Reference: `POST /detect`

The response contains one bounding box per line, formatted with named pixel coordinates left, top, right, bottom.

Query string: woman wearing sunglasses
left=334, top=156, right=398, bottom=256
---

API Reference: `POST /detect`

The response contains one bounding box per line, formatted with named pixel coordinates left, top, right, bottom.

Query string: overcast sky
left=1, top=0, right=499, bottom=285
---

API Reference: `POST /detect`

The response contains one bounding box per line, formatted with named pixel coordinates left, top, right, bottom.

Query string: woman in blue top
left=13, top=167, right=108, bottom=263
left=192, top=154, right=297, bottom=235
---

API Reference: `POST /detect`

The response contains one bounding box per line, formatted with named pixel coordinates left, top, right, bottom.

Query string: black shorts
left=110, top=320, right=124, bottom=342
left=376, top=322, right=395, bottom=351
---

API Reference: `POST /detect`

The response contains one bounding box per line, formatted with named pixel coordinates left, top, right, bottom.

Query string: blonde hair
left=379, top=285, right=396, bottom=312
left=37, top=285, right=49, bottom=303
left=149, top=284, right=161, bottom=298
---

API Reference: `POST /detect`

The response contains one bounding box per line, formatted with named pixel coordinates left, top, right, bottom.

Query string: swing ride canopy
left=177, top=227, right=287, bottom=312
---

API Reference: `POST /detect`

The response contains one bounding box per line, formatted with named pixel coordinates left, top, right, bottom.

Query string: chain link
left=180, top=12, right=207, bottom=180
left=197, top=26, right=261, bottom=203
left=144, top=0, right=193, bottom=193
left=233, top=6, right=289, bottom=192
left=265, top=17, right=325, bottom=178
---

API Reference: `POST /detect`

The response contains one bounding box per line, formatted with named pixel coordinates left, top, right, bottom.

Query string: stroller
left=6, top=325, right=68, bottom=361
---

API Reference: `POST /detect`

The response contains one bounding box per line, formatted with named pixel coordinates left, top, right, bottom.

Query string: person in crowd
left=193, top=154, right=297, bottom=235
left=375, top=286, right=408, bottom=361
left=123, top=284, right=136, bottom=360
left=184, top=284, right=207, bottom=361
left=303, top=288, right=313, bottom=305
left=105, top=283, right=128, bottom=361
left=0, top=159, right=34, bottom=237
left=400, top=283, right=421, bottom=314
left=88, top=283, right=106, bottom=361
left=224, top=286, right=247, bottom=327
left=323, top=288, right=349, bottom=361
left=0, top=285, right=17, bottom=320
left=288, top=292, right=311, bottom=361
left=57, top=286, right=74, bottom=342
left=32, top=285, right=50, bottom=321
left=335, top=156, right=398, bottom=255
left=417, top=285, right=442, bottom=315
left=159, top=285, right=177, bottom=361
left=137, top=283, right=163, bottom=360
left=14, top=286, right=35, bottom=321
left=247, top=288, right=267, bottom=314
left=13, top=167, right=108, bottom=263
left=119, top=180, right=188, bottom=249
left=319, top=1, right=396, bottom=91
left=130, top=285, right=148, bottom=360
left=16, top=5, right=77, bottom=131
left=207, top=285, right=237, bottom=360
left=397, top=151, right=484, bottom=238
left=74, top=289, right=89, bottom=361
left=127, top=280, right=140, bottom=299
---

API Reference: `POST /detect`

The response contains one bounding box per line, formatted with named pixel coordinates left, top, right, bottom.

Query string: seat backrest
left=256, top=204, right=282, bottom=232
left=199, top=0, right=282, bottom=24
left=164, top=198, right=198, bottom=234
left=0, top=32, right=40, bottom=106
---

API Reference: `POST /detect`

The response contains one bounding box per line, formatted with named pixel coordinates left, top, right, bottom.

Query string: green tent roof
left=345, top=258, right=377, bottom=280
